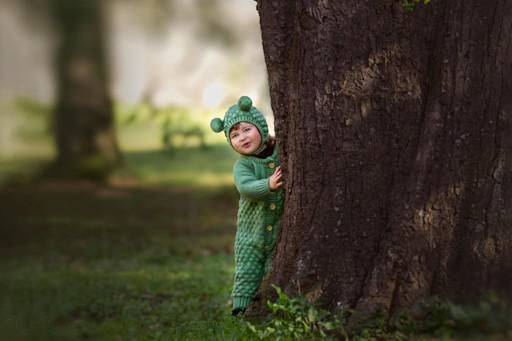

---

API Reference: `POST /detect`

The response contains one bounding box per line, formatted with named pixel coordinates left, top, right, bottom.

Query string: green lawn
left=0, top=145, right=248, bottom=340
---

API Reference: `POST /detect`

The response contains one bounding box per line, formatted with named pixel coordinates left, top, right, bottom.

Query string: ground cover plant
left=245, top=285, right=512, bottom=340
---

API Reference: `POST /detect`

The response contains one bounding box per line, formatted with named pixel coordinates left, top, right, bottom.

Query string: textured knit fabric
left=210, top=96, right=269, bottom=153
left=231, top=144, right=284, bottom=309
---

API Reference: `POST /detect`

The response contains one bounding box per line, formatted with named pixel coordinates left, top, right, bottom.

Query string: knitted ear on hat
left=238, top=96, right=252, bottom=111
left=210, top=117, right=224, bottom=133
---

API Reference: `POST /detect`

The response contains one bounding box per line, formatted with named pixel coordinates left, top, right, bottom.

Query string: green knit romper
left=231, top=144, right=284, bottom=309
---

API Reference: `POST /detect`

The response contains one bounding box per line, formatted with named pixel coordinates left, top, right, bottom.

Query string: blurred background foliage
left=0, top=0, right=272, bottom=183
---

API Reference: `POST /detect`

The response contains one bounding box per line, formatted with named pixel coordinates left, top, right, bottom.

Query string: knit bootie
left=231, top=307, right=246, bottom=317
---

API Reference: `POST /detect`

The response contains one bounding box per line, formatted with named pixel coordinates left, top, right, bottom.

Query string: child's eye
left=244, top=127, right=251, bottom=132
left=231, top=133, right=239, bottom=139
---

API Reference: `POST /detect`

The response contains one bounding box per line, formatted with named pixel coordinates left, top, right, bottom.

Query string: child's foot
left=231, top=308, right=246, bottom=317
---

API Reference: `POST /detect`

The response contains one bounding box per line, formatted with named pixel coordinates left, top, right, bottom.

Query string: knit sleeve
left=233, top=159, right=271, bottom=201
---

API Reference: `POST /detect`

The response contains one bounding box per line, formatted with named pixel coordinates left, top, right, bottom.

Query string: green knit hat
left=210, top=96, right=269, bottom=153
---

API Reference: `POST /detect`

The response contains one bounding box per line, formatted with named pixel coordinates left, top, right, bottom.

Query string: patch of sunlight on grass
left=117, top=122, right=162, bottom=151
left=118, top=269, right=192, bottom=280
left=144, top=171, right=234, bottom=187
left=120, top=144, right=239, bottom=187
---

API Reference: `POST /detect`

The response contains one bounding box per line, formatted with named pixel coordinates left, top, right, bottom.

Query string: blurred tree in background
left=50, top=0, right=121, bottom=180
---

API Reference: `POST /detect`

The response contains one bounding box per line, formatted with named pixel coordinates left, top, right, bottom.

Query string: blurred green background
left=0, top=0, right=271, bottom=339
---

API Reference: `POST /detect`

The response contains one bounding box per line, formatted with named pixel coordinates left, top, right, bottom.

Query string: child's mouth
left=243, top=142, right=251, bottom=148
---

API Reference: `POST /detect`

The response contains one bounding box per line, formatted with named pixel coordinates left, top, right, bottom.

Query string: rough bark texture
left=253, top=0, right=512, bottom=317
left=52, top=0, right=122, bottom=176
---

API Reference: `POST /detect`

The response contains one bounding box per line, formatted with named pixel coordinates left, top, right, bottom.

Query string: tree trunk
left=254, top=0, right=512, bottom=317
left=51, top=0, right=122, bottom=179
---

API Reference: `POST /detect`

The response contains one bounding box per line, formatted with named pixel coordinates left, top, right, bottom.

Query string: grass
left=0, top=144, right=247, bottom=340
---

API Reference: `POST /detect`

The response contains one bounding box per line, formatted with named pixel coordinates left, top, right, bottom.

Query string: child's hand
left=269, top=166, right=283, bottom=191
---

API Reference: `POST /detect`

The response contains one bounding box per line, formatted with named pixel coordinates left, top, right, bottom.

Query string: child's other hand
left=269, top=166, right=283, bottom=191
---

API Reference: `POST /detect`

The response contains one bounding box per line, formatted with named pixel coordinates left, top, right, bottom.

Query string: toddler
left=210, top=96, right=284, bottom=316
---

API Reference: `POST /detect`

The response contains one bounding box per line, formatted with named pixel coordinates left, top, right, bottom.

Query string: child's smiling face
left=229, top=122, right=262, bottom=155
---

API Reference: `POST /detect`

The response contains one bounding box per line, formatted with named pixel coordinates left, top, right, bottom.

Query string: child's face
left=229, top=122, right=262, bottom=155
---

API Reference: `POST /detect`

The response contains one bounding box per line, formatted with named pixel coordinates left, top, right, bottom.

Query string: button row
left=264, top=163, right=276, bottom=250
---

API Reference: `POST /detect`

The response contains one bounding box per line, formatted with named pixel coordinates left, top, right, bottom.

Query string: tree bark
left=254, top=0, right=512, bottom=317
left=51, top=0, right=122, bottom=178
